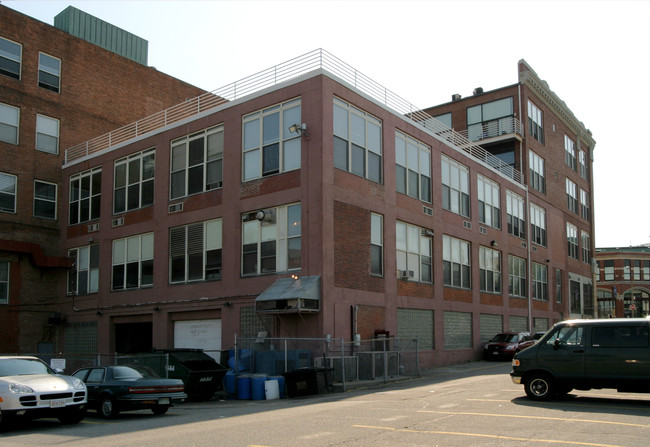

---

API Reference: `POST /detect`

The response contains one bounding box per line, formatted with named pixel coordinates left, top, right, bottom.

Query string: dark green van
left=511, top=318, right=650, bottom=400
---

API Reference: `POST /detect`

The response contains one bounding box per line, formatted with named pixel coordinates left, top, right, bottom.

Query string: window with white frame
left=0, top=172, right=17, bottom=213
left=506, top=190, right=525, bottom=239
left=242, top=203, right=301, bottom=276
left=479, top=246, right=501, bottom=293
left=477, top=174, right=500, bottom=228
left=395, top=131, right=431, bottom=202
left=396, top=221, right=432, bottom=283
left=0, top=102, right=19, bottom=145
left=441, top=155, right=470, bottom=217
left=244, top=99, right=301, bottom=181
left=567, top=222, right=578, bottom=259
left=581, top=231, right=591, bottom=263
left=33, top=180, right=57, bottom=219
left=443, top=235, right=470, bottom=289
left=333, top=98, right=382, bottom=183
left=566, top=178, right=577, bottom=213
left=644, top=261, right=650, bottom=281
left=68, top=244, right=99, bottom=295
left=69, top=168, right=101, bottom=225
left=0, top=37, right=21, bottom=80
left=527, top=100, right=544, bottom=144
left=0, top=261, right=8, bottom=304
left=112, top=233, right=153, bottom=290
left=371, top=213, right=383, bottom=276
left=35, top=114, right=59, bottom=154
left=170, top=219, right=222, bottom=283
left=580, top=189, right=590, bottom=221
left=467, top=97, right=514, bottom=141
left=603, top=260, right=614, bottom=281
left=508, top=255, right=526, bottom=298
left=530, top=203, right=546, bottom=247
left=115, top=149, right=155, bottom=214
left=555, top=268, right=562, bottom=303
left=529, top=151, right=545, bottom=193
left=38, top=52, right=60, bottom=93
left=532, top=262, right=548, bottom=301
left=564, top=135, right=576, bottom=170
left=579, top=150, right=588, bottom=180
left=171, top=126, right=223, bottom=199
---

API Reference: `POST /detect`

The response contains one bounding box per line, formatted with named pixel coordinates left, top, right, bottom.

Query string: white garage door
left=174, top=319, right=222, bottom=361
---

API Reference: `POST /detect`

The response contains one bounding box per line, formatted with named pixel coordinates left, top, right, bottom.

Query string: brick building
left=58, top=49, right=596, bottom=367
left=0, top=5, right=205, bottom=353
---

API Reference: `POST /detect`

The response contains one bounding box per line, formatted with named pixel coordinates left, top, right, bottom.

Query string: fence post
left=234, top=334, right=238, bottom=377
left=383, top=336, right=388, bottom=382
left=340, top=337, right=346, bottom=392
left=415, top=338, right=421, bottom=378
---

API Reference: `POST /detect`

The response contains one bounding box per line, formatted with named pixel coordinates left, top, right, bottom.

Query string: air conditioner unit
left=398, top=270, right=414, bottom=280
left=87, top=223, right=99, bottom=232
left=112, top=217, right=124, bottom=227
left=422, top=206, right=433, bottom=216
left=421, top=229, right=434, bottom=237
left=168, top=203, right=183, bottom=213
left=479, top=226, right=487, bottom=234
left=463, top=220, right=472, bottom=229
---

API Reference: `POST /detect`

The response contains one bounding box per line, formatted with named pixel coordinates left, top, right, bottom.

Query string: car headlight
left=9, top=383, right=34, bottom=394
left=72, top=378, right=86, bottom=390
left=504, top=344, right=517, bottom=351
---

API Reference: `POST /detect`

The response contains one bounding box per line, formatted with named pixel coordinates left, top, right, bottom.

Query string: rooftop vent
left=451, top=93, right=462, bottom=101
left=473, top=87, right=484, bottom=95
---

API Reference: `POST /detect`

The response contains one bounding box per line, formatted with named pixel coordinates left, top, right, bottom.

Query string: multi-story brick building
left=58, top=49, right=596, bottom=367
left=0, top=5, right=205, bottom=353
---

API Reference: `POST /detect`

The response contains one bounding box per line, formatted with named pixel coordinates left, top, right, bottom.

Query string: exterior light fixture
left=491, top=240, right=498, bottom=247
left=289, top=123, right=309, bottom=138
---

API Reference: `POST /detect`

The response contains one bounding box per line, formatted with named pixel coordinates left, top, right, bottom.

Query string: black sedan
left=72, top=365, right=187, bottom=418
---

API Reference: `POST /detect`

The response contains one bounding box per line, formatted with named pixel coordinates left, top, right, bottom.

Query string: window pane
left=244, top=149, right=260, bottom=181
left=334, top=136, right=348, bottom=170
left=262, top=143, right=280, bottom=175
left=351, top=144, right=365, bottom=176
left=243, top=119, right=260, bottom=151
left=283, top=138, right=300, bottom=171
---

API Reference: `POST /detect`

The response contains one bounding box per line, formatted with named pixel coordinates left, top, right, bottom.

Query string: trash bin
left=155, top=349, right=228, bottom=401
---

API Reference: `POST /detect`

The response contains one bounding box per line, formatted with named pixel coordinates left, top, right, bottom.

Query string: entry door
left=174, top=319, right=222, bottom=361
left=537, top=326, right=586, bottom=384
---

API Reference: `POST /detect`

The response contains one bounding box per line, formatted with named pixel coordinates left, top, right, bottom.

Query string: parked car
left=72, top=365, right=187, bottom=418
left=483, top=332, right=535, bottom=360
left=532, top=331, right=547, bottom=341
left=0, top=356, right=87, bottom=428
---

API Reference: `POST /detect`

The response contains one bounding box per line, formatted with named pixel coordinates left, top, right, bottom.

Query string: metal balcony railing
left=458, top=116, right=524, bottom=142
left=64, top=49, right=523, bottom=184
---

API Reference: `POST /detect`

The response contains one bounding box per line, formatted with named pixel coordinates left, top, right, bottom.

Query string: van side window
left=591, top=325, right=649, bottom=348
left=546, top=327, right=583, bottom=347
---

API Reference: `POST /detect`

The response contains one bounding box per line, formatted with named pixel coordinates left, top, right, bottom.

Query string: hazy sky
left=6, top=0, right=649, bottom=248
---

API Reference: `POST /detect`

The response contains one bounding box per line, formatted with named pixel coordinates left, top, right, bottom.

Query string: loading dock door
left=174, top=319, right=222, bottom=361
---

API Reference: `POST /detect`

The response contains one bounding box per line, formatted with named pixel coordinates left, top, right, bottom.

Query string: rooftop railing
left=64, top=49, right=523, bottom=184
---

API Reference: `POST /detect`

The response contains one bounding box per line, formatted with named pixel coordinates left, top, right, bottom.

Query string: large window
left=38, top=52, right=60, bottom=93
left=0, top=261, right=8, bottom=304
left=566, top=223, right=578, bottom=259
left=508, top=255, right=526, bottom=298
left=0, top=172, right=17, bottom=213
left=566, top=178, right=577, bottom=213
left=33, top=180, right=57, bottom=219
left=527, top=100, right=544, bottom=144
left=0, top=102, right=19, bottom=145
left=532, top=262, right=548, bottom=301
left=69, top=168, right=101, bottom=225
left=477, top=174, right=500, bottom=228
left=170, top=219, right=222, bottom=283
left=530, top=203, right=546, bottom=247
left=398, top=308, right=434, bottom=350
left=171, top=126, right=223, bottom=199
left=395, top=131, right=431, bottom=202
left=529, top=151, right=545, bottom=193
left=467, top=97, right=514, bottom=141
left=581, top=231, right=591, bottom=263
left=580, top=189, right=590, bottom=221
left=68, top=245, right=99, bottom=295
left=115, top=149, right=155, bottom=214
left=441, top=155, right=470, bottom=217
left=443, top=235, right=470, bottom=289
left=334, top=98, right=382, bottom=183
left=603, top=260, right=614, bottom=281
left=371, top=213, right=383, bottom=276
left=0, top=37, right=21, bottom=80
left=242, top=203, right=301, bottom=276
left=564, top=135, right=576, bottom=170
left=112, top=233, right=153, bottom=290
left=244, top=99, right=301, bottom=181
left=555, top=268, right=562, bottom=303
left=579, top=150, right=588, bottom=180
left=506, top=190, right=525, bottom=239
left=396, top=221, right=432, bottom=283
left=479, top=246, right=501, bottom=293
left=36, top=114, right=59, bottom=154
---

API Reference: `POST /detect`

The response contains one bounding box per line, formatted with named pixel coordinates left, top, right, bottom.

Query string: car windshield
left=0, top=358, right=54, bottom=377
left=112, top=365, right=160, bottom=379
left=492, top=334, right=518, bottom=343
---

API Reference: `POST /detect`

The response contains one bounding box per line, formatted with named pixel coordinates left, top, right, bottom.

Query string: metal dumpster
left=155, top=349, right=228, bottom=401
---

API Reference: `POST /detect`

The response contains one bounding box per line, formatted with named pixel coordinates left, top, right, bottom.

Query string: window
left=591, top=325, right=649, bottom=348
left=441, top=155, right=470, bottom=217
left=244, top=99, right=301, bottom=181
left=529, top=151, right=545, bottom=193
left=171, top=126, right=223, bottom=199
left=566, top=223, right=578, bottom=259
left=68, top=245, right=99, bottom=295
left=604, top=260, right=614, bottom=281
left=530, top=203, right=546, bottom=247
left=112, top=233, right=153, bottom=290
left=508, top=255, right=526, bottom=298
left=33, top=180, right=57, bottom=219
left=371, top=213, right=383, bottom=276
left=396, top=221, right=432, bottom=283
left=564, top=135, right=576, bottom=170
left=0, top=37, right=21, bottom=80
left=0, top=172, right=17, bottom=213
left=506, top=190, right=525, bottom=238
left=477, top=175, right=500, bottom=228
left=434, top=113, right=452, bottom=128
left=532, top=262, right=548, bottom=301
left=443, top=235, right=470, bottom=289
left=38, top=52, right=60, bottom=93
left=397, top=308, right=434, bottom=350
left=467, top=97, right=514, bottom=141
left=333, top=98, right=382, bottom=183
left=0, top=261, right=8, bottom=304
left=624, top=259, right=631, bottom=280
left=555, top=268, right=562, bottom=303
left=479, top=246, right=501, bottom=293
left=527, top=100, right=544, bottom=144
left=566, top=179, right=577, bottom=213
left=242, top=203, right=301, bottom=276
left=579, top=150, right=588, bottom=180
left=644, top=261, right=650, bottom=281
left=35, top=114, right=59, bottom=154
left=581, top=231, right=591, bottom=263
left=114, top=149, right=155, bottom=214
left=580, top=189, right=590, bottom=221
left=69, top=168, right=101, bottom=225
left=395, top=131, right=431, bottom=202
left=0, top=102, right=19, bottom=145
left=170, top=219, right=222, bottom=283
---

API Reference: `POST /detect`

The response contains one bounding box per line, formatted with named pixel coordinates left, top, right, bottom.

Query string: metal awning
left=255, top=275, right=321, bottom=314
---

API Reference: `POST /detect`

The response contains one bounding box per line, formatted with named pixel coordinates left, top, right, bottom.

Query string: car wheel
left=98, top=396, right=119, bottom=418
left=151, top=405, right=170, bottom=415
left=58, top=406, right=87, bottom=424
left=524, top=372, right=555, bottom=401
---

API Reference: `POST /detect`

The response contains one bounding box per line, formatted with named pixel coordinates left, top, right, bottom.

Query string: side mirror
left=553, top=339, right=561, bottom=351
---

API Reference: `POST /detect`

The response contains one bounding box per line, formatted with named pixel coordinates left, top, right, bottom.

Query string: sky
left=5, top=0, right=649, bottom=248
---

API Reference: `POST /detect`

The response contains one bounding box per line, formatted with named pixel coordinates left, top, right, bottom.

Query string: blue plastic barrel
left=224, top=370, right=236, bottom=395
left=237, top=374, right=252, bottom=400
left=251, top=374, right=268, bottom=400
left=269, top=375, right=285, bottom=399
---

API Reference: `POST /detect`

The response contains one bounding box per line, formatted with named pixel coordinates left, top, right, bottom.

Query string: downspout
left=519, top=84, right=533, bottom=333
